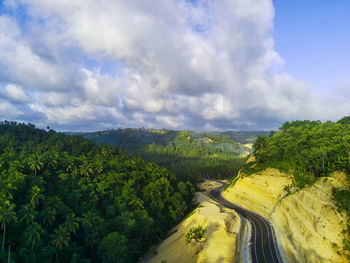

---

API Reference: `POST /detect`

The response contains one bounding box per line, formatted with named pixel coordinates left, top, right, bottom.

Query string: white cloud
left=0, top=0, right=348, bottom=130
left=30, top=103, right=95, bottom=124
left=0, top=99, right=22, bottom=118
left=0, top=15, right=86, bottom=91
left=1, top=84, right=31, bottom=103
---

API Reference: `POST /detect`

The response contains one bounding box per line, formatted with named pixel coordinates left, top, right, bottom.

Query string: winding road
left=210, top=181, right=284, bottom=263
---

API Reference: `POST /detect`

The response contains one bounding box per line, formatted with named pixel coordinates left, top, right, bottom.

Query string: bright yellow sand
left=143, top=181, right=243, bottom=263
left=224, top=169, right=349, bottom=263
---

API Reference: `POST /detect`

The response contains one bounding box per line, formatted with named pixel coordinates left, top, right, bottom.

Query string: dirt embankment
left=223, top=169, right=349, bottom=263
left=142, top=181, right=243, bottom=263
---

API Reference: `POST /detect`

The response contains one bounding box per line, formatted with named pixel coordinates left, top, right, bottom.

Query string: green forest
left=0, top=121, right=194, bottom=262
left=80, top=129, right=250, bottom=182
left=244, top=117, right=350, bottom=257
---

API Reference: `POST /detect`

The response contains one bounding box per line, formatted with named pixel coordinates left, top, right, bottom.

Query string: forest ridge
left=78, top=129, right=268, bottom=182
left=0, top=121, right=194, bottom=262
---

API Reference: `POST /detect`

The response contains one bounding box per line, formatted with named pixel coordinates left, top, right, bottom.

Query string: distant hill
left=79, top=128, right=250, bottom=156
left=77, top=129, right=251, bottom=181
left=218, top=131, right=271, bottom=144
left=0, top=121, right=192, bottom=262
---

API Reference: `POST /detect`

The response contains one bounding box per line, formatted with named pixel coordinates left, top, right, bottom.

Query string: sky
left=0, top=0, right=349, bottom=131
left=273, top=0, right=350, bottom=96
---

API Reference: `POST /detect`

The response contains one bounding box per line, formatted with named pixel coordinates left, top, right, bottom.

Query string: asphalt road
left=210, top=181, right=284, bottom=263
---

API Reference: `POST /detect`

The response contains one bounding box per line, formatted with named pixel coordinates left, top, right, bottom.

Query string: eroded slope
left=223, top=169, right=349, bottom=263
left=143, top=181, right=243, bottom=263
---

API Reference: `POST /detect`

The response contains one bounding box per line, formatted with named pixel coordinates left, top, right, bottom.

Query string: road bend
left=210, top=181, right=284, bottom=263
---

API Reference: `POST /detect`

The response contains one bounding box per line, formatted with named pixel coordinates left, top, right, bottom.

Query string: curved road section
left=210, top=181, right=284, bottom=263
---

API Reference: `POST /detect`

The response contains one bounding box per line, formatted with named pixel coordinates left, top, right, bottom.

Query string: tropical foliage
left=243, top=117, right=350, bottom=258
left=81, top=129, right=249, bottom=182
left=0, top=121, right=194, bottom=262
left=185, top=225, right=207, bottom=245
left=244, top=119, right=350, bottom=186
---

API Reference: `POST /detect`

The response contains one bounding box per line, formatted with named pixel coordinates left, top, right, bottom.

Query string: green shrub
left=185, top=225, right=207, bottom=245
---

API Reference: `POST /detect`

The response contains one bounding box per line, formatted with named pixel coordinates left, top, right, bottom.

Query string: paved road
left=210, top=181, right=284, bottom=263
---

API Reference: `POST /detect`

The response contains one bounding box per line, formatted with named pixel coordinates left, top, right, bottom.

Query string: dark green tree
left=0, top=201, right=17, bottom=255
left=98, top=232, right=128, bottom=263
left=27, top=154, right=43, bottom=176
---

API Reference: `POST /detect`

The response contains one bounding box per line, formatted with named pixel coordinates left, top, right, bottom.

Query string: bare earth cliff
left=223, top=168, right=349, bottom=263
left=143, top=181, right=243, bottom=263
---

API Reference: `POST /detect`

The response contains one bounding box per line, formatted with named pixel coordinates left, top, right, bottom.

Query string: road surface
left=210, top=181, right=284, bottom=263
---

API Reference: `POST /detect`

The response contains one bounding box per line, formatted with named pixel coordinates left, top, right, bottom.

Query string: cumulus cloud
left=0, top=99, right=22, bottom=119
left=0, top=15, right=86, bottom=92
left=0, top=0, right=348, bottom=131
left=0, top=84, right=31, bottom=103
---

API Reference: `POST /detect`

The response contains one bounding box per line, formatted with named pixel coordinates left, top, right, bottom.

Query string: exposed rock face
left=143, top=182, right=243, bottom=263
left=223, top=168, right=292, bottom=218
left=223, top=169, right=349, bottom=263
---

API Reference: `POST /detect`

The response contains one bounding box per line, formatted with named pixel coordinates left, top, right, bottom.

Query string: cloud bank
left=0, top=0, right=348, bottom=131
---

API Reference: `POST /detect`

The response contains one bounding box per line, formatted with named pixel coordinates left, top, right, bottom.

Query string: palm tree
left=7, top=245, right=10, bottom=263
left=41, top=207, right=56, bottom=229
left=52, top=226, right=70, bottom=250
left=47, top=196, right=62, bottom=212
left=47, top=151, right=59, bottom=171
left=65, top=156, right=75, bottom=173
left=51, top=225, right=70, bottom=261
left=79, top=159, right=93, bottom=179
left=101, top=145, right=115, bottom=156
left=25, top=222, right=44, bottom=248
left=80, top=211, right=102, bottom=246
left=19, top=204, right=37, bottom=224
left=29, top=185, right=42, bottom=207
left=63, top=213, right=79, bottom=234
left=27, top=154, right=43, bottom=176
left=93, top=159, right=103, bottom=175
left=0, top=201, right=17, bottom=255
left=80, top=211, right=99, bottom=229
left=8, top=160, right=24, bottom=175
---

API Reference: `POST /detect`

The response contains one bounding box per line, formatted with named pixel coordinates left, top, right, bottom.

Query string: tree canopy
left=246, top=118, right=350, bottom=187
left=0, top=121, right=194, bottom=262
left=81, top=129, right=248, bottom=182
left=244, top=117, right=350, bottom=259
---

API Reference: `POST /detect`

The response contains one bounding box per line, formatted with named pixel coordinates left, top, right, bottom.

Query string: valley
left=1, top=1, right=348, bottom=262
left=140, top=118, right=350, bottom=263
left=77, top=129, right=266, bottom=182
left=1, top=118, right=349, bottom=262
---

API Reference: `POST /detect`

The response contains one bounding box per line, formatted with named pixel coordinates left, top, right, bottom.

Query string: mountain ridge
left=74, top=128, right=268, bottom=182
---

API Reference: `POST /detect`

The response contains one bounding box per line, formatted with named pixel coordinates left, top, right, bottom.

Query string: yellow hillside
left=223, top=168, right=292, bottom=218
left=143, top=181, right=243, bottom=263
left=223, top=169, right=349, bottom=263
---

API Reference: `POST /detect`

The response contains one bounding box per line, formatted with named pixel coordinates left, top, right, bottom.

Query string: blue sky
left=273, top=0, right=350, bottom=95
left=0, top=0, right=349, bottom=131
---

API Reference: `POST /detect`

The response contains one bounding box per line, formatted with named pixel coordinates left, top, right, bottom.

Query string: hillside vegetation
left=244, top=118, right=350, bottom=185
left=219, top=130, right=270, bottom=144
left=81, top=129, right=250, bottom=182
left=0, top=122, right=194, bottom=262
left=144, top=181, right=243, bottom=263
left=242, top=117, right=350, bottom=259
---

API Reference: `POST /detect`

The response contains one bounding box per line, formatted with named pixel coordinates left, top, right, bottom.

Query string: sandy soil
left=223, top=169, right=349, bottom=263
left=223, top=168, right=292, bottom=218
left=244, top=144, right=253, bottom=149
left=198, top=180, right=222, bottom=192
left=142, top=181, right=243, bottom=263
